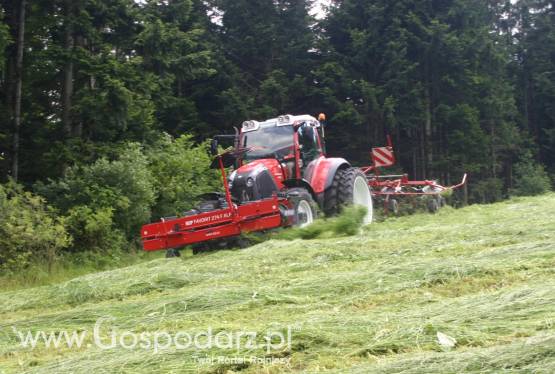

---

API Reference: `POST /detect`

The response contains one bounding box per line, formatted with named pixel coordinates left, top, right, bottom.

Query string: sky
left=311, top=0, right=332, bottom=19
left=137, top=1, right=519, bottom=21
left=311, top=0, right=519, bottom=19
left=135, top=0, right=332, bottom=21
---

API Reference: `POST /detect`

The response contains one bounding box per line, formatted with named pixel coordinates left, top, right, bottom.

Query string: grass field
left=1, top=194, right=554, bottom=373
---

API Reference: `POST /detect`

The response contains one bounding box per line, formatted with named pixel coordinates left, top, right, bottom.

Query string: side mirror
left=317, top=113, right=326, bottom=140
left=210, top=139, right=218, bottom=156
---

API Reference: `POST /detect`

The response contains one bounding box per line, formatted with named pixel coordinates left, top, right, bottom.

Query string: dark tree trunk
left=62, top=0, right=74, bottom=137
left=424, top=86, right=432, bottom=175
left=11, top=0, right=26, bottom=182
left=490, top=122, right=496, bottom=178
left=412, top=145, right=417, bottom=179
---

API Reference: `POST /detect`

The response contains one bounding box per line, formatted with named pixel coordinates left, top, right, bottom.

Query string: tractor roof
left=241, top=114, right=320, bottom=132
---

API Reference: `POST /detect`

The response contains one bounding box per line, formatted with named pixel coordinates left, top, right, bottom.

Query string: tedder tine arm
left=450, top=173, right=468, bottom=190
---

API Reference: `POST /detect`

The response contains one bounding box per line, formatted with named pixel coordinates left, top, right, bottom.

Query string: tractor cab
left=238, top=114, right=325, bottom=181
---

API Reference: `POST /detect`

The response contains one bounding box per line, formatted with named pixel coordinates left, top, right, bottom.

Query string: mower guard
left=141, top=197, right=283, bottom=251
left=141, top=149, right=286, bottom=251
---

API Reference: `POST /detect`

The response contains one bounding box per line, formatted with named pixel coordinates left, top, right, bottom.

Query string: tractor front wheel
left=288, top=188, right=318, bottom=227
left=324, top=167, right=373, bottom=224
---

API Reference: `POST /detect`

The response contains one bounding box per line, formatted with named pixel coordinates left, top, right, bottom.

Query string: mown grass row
left=0, top=194, right=554, bottom=373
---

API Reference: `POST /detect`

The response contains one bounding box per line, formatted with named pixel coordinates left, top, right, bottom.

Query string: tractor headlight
left=241, top=120, right=260, bottom=132
left=228, top=171, right=237, bottom=189
left=246, top=177, right=254, bottom=187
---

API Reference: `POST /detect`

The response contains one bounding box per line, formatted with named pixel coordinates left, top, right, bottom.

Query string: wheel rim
left=390, top=199, right=399, bottom=214
left=297, top=200, right=314, bottom=228
left=353, top=175, right=373, bottom=224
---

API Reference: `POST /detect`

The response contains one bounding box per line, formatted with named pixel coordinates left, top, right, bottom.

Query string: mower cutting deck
left=141, top=152, right=292, bottom=252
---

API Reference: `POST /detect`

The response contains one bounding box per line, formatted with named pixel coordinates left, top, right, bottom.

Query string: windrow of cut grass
left=0, top=194, right=554, bottom=373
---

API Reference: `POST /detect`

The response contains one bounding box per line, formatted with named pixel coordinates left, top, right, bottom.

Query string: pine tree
left=0, top=0, right=27, bottom=181
left=0, top=0, right=549, bottom=201
left=136, top=0, right=218, bottom=135
left=320, top=0, right=523, bottom=201
left=211, top=0, right=316, bottom=119
left=0, top=5, right=12, bottom=159
left=514, top=0, right=555, bottom=171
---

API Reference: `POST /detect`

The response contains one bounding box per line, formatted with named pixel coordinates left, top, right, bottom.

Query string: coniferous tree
left=0, top=0, right=550, bottom=203
left=0, top=0, right=26, bottom=181
left=514, top=0, right=555, bottom=171
left=320, top=0, right=523, bottom=201
left=210, top=0, right=316, bottom=119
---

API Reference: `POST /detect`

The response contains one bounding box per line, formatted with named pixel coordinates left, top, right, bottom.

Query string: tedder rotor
left=362, top=136, right=467, bottom=215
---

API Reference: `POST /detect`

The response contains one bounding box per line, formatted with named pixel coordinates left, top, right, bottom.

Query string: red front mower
left=141, top=114, right=373, bottom=256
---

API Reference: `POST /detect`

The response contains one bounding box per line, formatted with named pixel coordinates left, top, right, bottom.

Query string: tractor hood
left=236, top=159, right=285, bottom=186
left=229, top=159, right=285, bottom=202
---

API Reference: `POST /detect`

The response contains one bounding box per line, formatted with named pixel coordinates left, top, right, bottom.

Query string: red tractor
left=141, top=114, right=373, bottom=256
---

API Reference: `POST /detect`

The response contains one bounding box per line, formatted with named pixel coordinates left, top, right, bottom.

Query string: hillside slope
left=1, top=195, right=554, bottom=373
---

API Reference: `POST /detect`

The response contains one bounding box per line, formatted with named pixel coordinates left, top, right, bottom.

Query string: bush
left=32, top=136, right=223, bottom=254
left=36, top=143, right=155, bottom=251
left=510, top=153, right=551, bottom=197
left=147, top=134, right=221, bottom=219
left=0, top=182, right=71, bottom=272
left=64, top=206, right=126, bottom=253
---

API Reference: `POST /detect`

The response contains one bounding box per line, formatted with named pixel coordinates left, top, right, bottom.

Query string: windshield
left=242, top=126, right=294, bottom=160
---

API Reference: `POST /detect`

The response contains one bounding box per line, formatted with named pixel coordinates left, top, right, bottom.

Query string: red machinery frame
left=141, top=152, right=291, bottom=251
left=361, top=136, right=467, bottom=212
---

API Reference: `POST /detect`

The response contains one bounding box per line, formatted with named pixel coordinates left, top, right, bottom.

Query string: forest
left=0, top=0, right=554, bottom=272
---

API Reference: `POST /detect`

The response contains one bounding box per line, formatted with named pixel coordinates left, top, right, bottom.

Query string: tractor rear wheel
left=324, top=167, right=373, bottom=224
left=288, top=188, right=318, bottom=227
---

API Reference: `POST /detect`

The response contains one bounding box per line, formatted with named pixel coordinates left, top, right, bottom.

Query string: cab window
left=297, top=123, right=321, bottom=165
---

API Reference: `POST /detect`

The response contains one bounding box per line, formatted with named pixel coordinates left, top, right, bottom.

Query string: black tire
left=234, top=236, right=251, bottom=249
left=427, top=198, right=439, bottom=213
left=191, top=239, right=222, bottom=255
left=197, top=200, right=224, bottom=213
left=192, top=236, right=250, bottom=254
left=438, top=195, right=446, bottom=207
left=389, top=198, right=399, bottom=215
left=324, top=167, right=373, bottom=224
left=165, top=248, right=181, bottom=258
left=287, top=188, right=318, bottom=227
